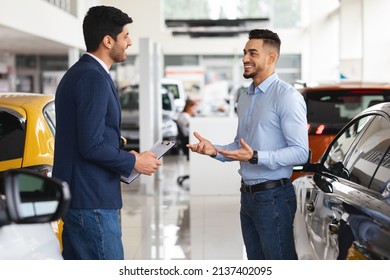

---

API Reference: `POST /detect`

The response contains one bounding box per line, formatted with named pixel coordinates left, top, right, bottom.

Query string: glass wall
left=164, top=0, right=301, bottom=28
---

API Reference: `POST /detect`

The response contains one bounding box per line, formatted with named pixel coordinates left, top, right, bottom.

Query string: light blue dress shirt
left=214, top=73, right=309, bottom=185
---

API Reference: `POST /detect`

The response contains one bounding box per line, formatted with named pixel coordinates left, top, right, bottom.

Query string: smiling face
left=109, top=25, right=132, bottom=63
left=242, top=39, right=277, bottom=86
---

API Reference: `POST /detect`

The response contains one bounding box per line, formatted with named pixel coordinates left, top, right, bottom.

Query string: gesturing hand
left=186, top=131, right=218, bottom=156
left=216, top=138, right=253, bottom=162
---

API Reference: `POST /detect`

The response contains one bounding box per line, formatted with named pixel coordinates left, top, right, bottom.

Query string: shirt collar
left=85, top=53, right=109, bottom=74
left=248, top=72, right=278, bottom=95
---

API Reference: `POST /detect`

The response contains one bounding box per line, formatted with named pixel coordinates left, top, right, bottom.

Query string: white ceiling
left=0, top=24, right=69, bottom=55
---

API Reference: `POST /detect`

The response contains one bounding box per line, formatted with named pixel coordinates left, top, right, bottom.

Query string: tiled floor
left=121, top=154, right=246, bottom=260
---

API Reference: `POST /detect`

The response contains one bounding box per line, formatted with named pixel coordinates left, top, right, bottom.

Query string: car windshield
left=119, top=87, right=173, bottom=112
left=163, top=84, right=180, bottom=100
left=43, top=101, right=56, bottom=136
left=119, top=89, right=139, bottom=111
left=305, top=89, right=390, bottom=134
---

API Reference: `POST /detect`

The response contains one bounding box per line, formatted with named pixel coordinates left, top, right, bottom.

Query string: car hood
left=0, top=223, right=63, bottom=260
left=121, top=109, right=174, bottom=127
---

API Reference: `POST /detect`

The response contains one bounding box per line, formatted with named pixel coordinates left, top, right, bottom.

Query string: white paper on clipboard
left=121, top=140, right=176, bottom=184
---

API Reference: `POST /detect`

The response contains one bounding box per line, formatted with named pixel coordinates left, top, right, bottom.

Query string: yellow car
left=0, top=92, right=63, bottom=248
left=0, top=92, right=55, bottom=174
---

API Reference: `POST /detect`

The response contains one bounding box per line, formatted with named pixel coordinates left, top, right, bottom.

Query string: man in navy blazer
left=53, top=6, right=161, bottom=260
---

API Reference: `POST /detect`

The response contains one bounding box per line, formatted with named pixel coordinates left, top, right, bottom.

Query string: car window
left=120, top=88, right=173, bottom=112
left=306, top=90, right=390, bottom=135
left=162, top=93, right=173, bottom=111
left=323, top=114, right=390, bottom=192
left=344, top=115, right=390, bottom=192
left=43, top=101, right=56, bottom=136
left=323, top=115, right=374, bottom=175
left=0, top=111, right=26, bottom=161
left=163, top=84, right=180, bottom=99
left=371, top=148, right=390, bottom=194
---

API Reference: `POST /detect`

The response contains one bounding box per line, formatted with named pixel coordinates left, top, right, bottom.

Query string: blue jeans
left=62, top=208, right=124, bottom=260
left=240, top=182, right=297, bottom=260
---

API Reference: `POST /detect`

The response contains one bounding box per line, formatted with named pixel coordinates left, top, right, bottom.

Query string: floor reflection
left=121, top=154, right=245, bottom=260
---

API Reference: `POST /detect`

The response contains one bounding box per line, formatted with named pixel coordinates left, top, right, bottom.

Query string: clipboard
left=121, top=140, right=176, bottom=184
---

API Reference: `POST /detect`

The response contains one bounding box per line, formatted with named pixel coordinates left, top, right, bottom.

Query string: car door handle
left=305, top=202, right=315, bottom=213
left=328, top=219, right=340, bottom=234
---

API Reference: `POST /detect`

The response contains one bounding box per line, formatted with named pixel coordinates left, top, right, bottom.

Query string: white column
left=67, top=48, right=80, bottom=69
left=139, top=38, right=156, bottom=195
left=153, top=42, right=163, bottom=144
left=339, top=0, right=363, bottom=80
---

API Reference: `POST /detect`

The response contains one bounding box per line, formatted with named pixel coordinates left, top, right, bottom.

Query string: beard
left=112, top=52, right=126, bottom=63
left=110, top=45, right=127, bottom=63
left=243, top=72, right=255, bottom=79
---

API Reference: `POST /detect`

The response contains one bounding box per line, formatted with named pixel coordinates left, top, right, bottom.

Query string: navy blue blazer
left=53, top=54, right=135, bottom=209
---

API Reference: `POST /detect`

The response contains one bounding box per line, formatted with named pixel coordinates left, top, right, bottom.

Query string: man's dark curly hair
left=83, top=5, right=133, bottom=52
left=248, top=29, right=281, bottom=55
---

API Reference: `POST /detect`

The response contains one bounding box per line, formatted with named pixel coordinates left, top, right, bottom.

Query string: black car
left=293, top=102, right=390, bottom=260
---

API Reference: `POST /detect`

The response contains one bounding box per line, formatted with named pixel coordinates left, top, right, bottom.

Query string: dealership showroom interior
left=1, top=0, right=390, bottom=261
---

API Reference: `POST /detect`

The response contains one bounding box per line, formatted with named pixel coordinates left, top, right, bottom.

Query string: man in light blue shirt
left=187, top=29, right=309, bottom=260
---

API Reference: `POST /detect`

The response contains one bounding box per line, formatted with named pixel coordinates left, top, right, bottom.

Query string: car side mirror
left=0, top=169, right=71, bottom=226
left=293, top=149, right=325, bottom=174
left=293, top=149, right=312, bottom=172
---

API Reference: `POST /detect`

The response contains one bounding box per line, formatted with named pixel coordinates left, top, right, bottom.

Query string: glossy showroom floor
left=120, top=154, right=246, bottom=260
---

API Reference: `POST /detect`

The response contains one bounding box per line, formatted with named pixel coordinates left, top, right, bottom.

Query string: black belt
left=240, top=178, right=290, bottom=193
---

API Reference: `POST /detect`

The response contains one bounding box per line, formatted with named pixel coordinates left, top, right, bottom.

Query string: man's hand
left=186, top=131, right=218, bottom=156
left=130, top=150, right=161, bottom=175
left=216, top=138, right=253, bottom=162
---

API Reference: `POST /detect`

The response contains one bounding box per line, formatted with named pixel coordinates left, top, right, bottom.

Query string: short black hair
left=83, top=5, right=133, bottom=52
left=248, top=29, right=281, bottom=55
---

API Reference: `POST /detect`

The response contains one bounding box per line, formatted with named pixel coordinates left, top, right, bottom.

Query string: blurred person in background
left=176, top=99, right=197, bottom=158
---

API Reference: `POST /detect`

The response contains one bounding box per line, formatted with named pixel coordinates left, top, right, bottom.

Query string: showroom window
left=44, top=0, right=77, bottom=16
left=164, top=0, right=301, bottom=29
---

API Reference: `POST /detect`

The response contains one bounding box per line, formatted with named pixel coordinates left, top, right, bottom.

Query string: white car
left=0, top=169, right=70, bottom=259
left=119, top=85, right=178, bottom=151
left=161, top=78, right=186, bottom=113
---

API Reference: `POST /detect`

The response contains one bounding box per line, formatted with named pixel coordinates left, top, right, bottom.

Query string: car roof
left=295, top=81, right=390, bottom=92
left=0, top=92, right=54, bottom=108
left=360, top=101, right=390, bottom=115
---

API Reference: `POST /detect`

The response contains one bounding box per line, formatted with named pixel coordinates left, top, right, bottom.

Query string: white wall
left=339, top=0, right=390, bottom=82
left=189, top=117, right=241, bottom=196
left=362, top=0, right=390, bottom=82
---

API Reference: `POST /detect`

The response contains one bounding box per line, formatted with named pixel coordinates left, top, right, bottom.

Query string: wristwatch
left=248, top=150, right=258, bottom=164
